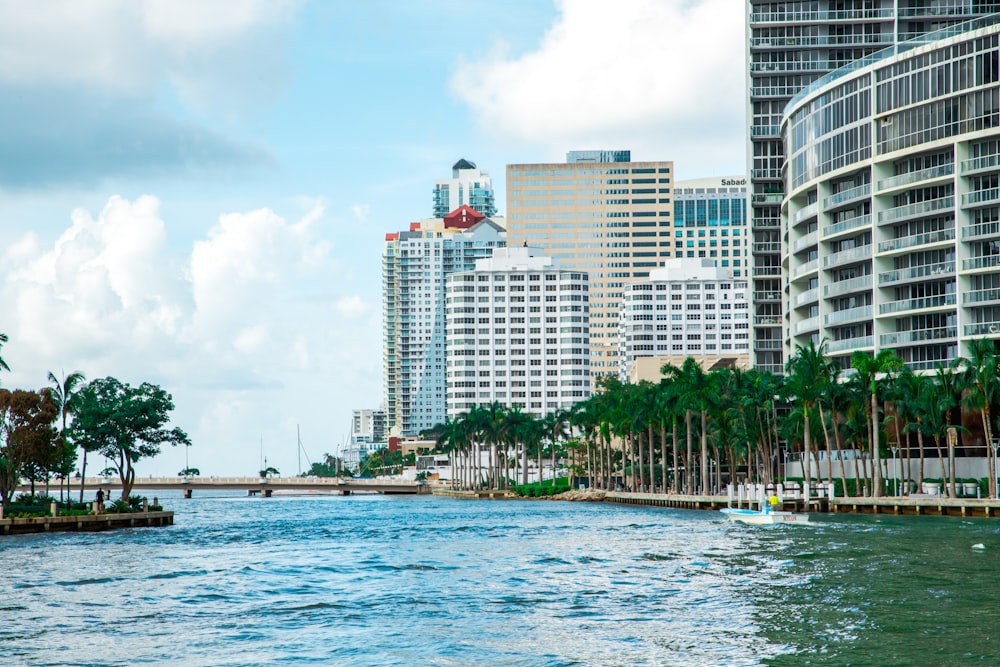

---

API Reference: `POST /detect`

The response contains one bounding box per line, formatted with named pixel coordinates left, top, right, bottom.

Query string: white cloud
left=451, top=0, right=746, bottom=176
left=352, top=203, right=371, bottom=222
left=0, top=194, right=380, bottom=476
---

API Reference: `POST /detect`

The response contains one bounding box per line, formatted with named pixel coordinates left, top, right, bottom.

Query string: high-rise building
left=433, top=159, right=497, bottom=218
left=445, top=246, right=590, bottom=417
left=672, top=176, right=749, bottom=276
left=782, top=15, right=1000, bottom=372
left=746, top=0, right=997, bottom=374
left=506, top=150, right=674, bottom=384
left=619, top=259, right=750, bottom=383
left=383, top=206, right=506, bottom=436
left=351, top=408, right=386, bottom=446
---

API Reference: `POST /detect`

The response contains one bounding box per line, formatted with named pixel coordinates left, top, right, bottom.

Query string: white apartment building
left=507, top=150, right=674, bottom=384
left=619, top=258, right=751, bottom=382
left=383, top=207, right=506, bottom=436
left=433, top=159, right=497, bottom=218
left=445, top=246, right=590, bottom=418
left=350, top=408, right=386, bottom=446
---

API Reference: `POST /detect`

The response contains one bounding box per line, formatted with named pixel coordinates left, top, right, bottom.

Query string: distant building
left=351, top=408, right=386, bottom=446
left=383, top=207, right=506, bottom=436
left=433, top=159, right=497, bottom=218
left=672, top=176, right=748, bottom=278
left=619, top=258, right=750, bottom=383
left=506, top=150, right=674, bottom=385
left=445, top=245, right=591, bottom=417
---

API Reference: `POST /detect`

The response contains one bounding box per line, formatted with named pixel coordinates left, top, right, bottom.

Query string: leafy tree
left=0, top=388, right=59, bottom=507
left=71, top=377, right=190, bottom=500
left=260, top=466, right=280, bottom=478
left=179, top=467, right=201, bottom=477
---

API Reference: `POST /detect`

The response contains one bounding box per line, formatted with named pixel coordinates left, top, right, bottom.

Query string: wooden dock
left=1, top=511, right=174, bottom=536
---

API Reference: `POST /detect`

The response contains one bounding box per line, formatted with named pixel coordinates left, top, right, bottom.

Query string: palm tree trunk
left=685, top=409, right=693, bottom=494
left=700, top=409, right=708, bottom=495
left=803, top=404, right=812, bottom=484
left=872, top=392, right=882, bottom=498
left=818, top=402, right=834, bottom=488
left=672, top=420, right=679, bottom=493
left=660, top=426, right=667, bottom=493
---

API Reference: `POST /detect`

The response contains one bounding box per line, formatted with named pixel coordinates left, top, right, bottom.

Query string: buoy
left=972, top=543, right=985, bottom=550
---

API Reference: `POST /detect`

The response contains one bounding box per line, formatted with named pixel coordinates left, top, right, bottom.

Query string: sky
left=0, top=0, right=746, bottom=476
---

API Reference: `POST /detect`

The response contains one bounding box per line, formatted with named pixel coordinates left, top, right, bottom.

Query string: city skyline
left=0, top=1, right=746, bottom=476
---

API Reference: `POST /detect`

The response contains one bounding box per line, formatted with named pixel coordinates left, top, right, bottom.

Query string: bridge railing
left=24, top=476, right=418, bottom=488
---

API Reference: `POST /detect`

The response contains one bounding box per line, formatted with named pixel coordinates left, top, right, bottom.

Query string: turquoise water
left=1, top=493, right=998, bottom=666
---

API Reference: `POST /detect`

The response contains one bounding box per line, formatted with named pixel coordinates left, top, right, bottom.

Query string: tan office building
left=507, top=150, right=674, bottom=383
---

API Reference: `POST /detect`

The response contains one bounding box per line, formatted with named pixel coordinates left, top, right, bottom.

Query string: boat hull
left=720, top=508, right=811, bottom=525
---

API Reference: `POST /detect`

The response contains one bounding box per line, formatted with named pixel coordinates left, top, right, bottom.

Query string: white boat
left=720, top=508, right=811, bottom=525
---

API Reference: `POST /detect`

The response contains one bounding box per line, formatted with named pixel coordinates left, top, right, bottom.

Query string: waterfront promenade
left=18, top=476, right=427, bottom=497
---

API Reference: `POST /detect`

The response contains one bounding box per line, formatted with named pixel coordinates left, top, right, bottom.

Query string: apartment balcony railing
left=751, top=85, right=807, bottom=98
left=876, top=163, right=954, bottom=192
left=756, top=216, right=781, bottom=227
left=751, top=125, right=781, bottom=138
left=793, top=202, right=820, bottom=225
left=749, top=8, right=894, bottom=24
left=964, top=288, right=1000, bottom=305
left=752, top=193, right=784, bottom=204
left=790, top=258, right=819, bottom=280
left=794, top=287, right=819, bottom=308
left=751, top=168, right=784, bottom=180
left=822, top=214, right=871, bottom=239
left=751, top=34, right=895, bottom=48
left=961, top=188, right=1000, bottom=208
left=794, top=316, right=820, bottom=335
left=754, top=339, right=783, bottom=350
left=878, top=196, right=954, bottom=225
left=822, top=244, right=872, bottom=269
left=960, top=153, right=1000, bottom=175
left=755, top=363, right=784, bottom=375
left=753, top=241, right=782, bottom=254
left=897, top=6, right=986, bottom=17
left=965, top=321, right=1000, bottom=336
left=751, top=61, right=843, bottom=74
left=753, top=266, right=783, bottom=277
left=880, top=327, right=957, bottom=347
left=824, top=305, right=873, bottom=326
left=823, top=183, right=871, bottom=210
left=878, top=260, right=955, bottom=286
left=826, top=336, right=874, bottom=354
left=962, top=221, right=1000, bottom=240
left=879, top=292, right=956, bottom=315
left=824, top=274, right=872, bottom=298
left=754, top=315, right=782, bottom=326
left=877, top=226, right=955, bottom=253
left=792, top=231, right=818, bottom=254
left=753, top=290, right=783, bottom=302
left=963, top=255, right=1000, bottom=271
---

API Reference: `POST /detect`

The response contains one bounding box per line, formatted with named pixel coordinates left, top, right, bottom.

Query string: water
left=1, top=493, right=999, bottom=666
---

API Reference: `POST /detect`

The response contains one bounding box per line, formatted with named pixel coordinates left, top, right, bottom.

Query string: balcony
left=751, top=125, right=781, bottom=138
left=963, top=221, right=1000, bottom=240
left=794, top=287, right=819, bottom=308
left=960, top=153, right=1000, bottom=175
left=879, top=292, right=956, bottom=315
left=878, top=196, right=954, bottom=225
left=793, top=202, right=820, bottom=225
left=749, top=8, right=893, bottom=24
left=794, top=316, right=820, bottom=335
left=878, top=261, right=955, bottom=286
left=754, top=315, right=782, bottom=326
left=753, top=193, right=784, bottom=205
left=792, top=231, right=818, bottom=254
left=877, top=226, right=955, bottom=253
left=790, top=258, right=819, bottom=281
left=963, top=255, right=1000, bottom=271
left=824, top=274, right=872, bottom=298
left=964, top=287, right=1000, bottom=305
left=753, top=266, right=783, bottom=277
left=822, top=214, right=871, bottom=240
left=961, top=188, right=1000, bottom=208
left=880, top=327, right=957, bottom=347
left=755, top=339, right=783, bottom=350
left=965, top=321, right=1000, bottom=336
left=751, top=85, right=804, bottom=99
left=751, top=168, right=784, bottom=180
left=826, top=336, right=874, bottom=354
left=822, top=244, right=872, bottom=269
left=751, top=34, right=895, bottom=48
left=755, top=217, right=781, bottom=228
left=823, top=183, right=871, bottom=211
left=751, top=60, right=841, bottom=74
left=876, top=163, right=954, bottom=193
left=753, top=241, right=782, bottom=254
left=824, top=305, right=873, bottom=326
left=753, top=290, right=782, bottom=302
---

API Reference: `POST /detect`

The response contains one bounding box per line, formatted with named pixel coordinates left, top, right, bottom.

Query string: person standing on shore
left=95, top=488, right=104, bottom=512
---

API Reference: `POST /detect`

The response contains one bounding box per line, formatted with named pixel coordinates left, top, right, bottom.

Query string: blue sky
left=0, top=0, right=745, bottom=476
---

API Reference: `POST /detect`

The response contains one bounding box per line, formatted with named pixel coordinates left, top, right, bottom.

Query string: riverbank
left=0, top=510, right=174, bottom=536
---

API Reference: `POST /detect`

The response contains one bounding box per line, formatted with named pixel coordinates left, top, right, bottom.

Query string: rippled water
left=1, top=493, right=999, bottom=666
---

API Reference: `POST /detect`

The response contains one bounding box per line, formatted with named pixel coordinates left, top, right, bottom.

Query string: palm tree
left=850, top=349, right=903, bottom=497
left=662, top=358, right=718, bottom=494
left=47, top=370, right=86, bottom=502
left=0, top=333, right=10, bottom=378
left=785, top=339, right=833, bottom=486
left=499, top=405, right=532, bottom=486
left=540, top=409, right=569, bottom=487
left=959, top=338, right=1000, bottom=498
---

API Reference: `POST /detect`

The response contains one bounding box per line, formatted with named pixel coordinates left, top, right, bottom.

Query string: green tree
left=47, top=370, right=86, bottom=502
left=0, top=388, right=59, bottom=507
left=0, top=333, right=10, bottom=378
left=784, top=339, right=833, bottom=486
left=71, top=377, right=190, bottom=500
left=850, top=349, right=903, bottom=497
left=959, top=338, right=1000, bottom=498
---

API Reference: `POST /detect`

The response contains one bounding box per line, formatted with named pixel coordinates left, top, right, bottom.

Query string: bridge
left=19, top=476, right=428, bottom=497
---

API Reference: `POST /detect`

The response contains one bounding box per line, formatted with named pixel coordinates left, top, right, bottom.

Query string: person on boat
left=768, top=494, right=780, bottom=513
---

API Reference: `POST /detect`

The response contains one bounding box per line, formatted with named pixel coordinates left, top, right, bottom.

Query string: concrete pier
left=1, top=511, right=174, bottom=536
